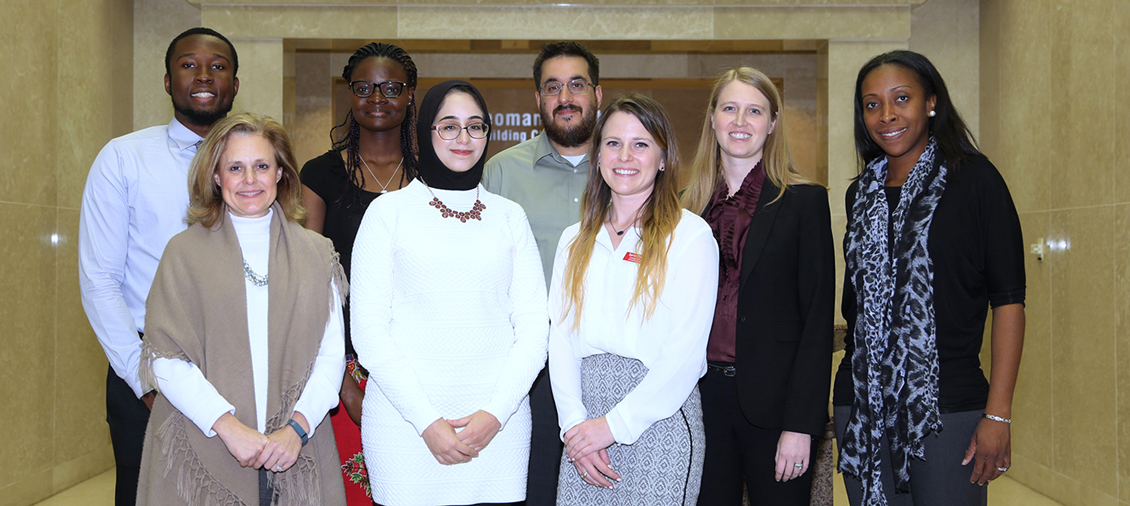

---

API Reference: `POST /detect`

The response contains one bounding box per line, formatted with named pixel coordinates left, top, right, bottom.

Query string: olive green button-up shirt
left=484, top=133, right=590, bottom=284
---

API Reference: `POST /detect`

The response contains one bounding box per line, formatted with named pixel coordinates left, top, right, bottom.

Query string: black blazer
left=731, top=181, right=835, bottom=437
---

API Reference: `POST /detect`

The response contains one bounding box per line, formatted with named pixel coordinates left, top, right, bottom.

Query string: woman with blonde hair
left=684, top=67, right=835, bottom=506
left=549, top=94, right=719, bottom=505
left=138, top=112, right=347, bottom=505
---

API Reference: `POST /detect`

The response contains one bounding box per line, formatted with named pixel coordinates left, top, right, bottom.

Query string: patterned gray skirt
left=556, top=353, right=705, bottom=506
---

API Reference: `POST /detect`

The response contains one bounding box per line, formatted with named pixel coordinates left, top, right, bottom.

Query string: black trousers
left=523, top=361, right=562, bottom=506
left=834, top=406, right=987, bottom=506
left=697, top=366, right=814, bottom=506
left=106, top=365, right=151, bottom=506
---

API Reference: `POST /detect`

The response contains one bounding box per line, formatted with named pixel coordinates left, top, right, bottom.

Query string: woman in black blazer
left=682, top=67, right=834, bottom=506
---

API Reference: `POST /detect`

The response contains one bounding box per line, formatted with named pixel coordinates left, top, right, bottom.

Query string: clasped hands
left=422, top=410, right=501, bottom=465
left=213, top=412, right=308, bottom=473
left=564, top=417, right=621, bottom=489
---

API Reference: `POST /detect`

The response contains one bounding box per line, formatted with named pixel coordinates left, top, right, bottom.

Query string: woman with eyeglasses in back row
left=299, top=42, right=419, bottom=505
left=351, top=80, right=549, bottom=506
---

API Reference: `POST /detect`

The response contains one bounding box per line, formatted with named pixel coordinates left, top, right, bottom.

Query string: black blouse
left=300, top=150, right=381, bottom=356
left=834, top=155, right=1026, bottom=412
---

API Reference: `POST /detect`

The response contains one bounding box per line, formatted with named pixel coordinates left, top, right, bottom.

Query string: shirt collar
left=534, top=131, right=588, bottom=172
left=167, top=117, right=205, bottom=152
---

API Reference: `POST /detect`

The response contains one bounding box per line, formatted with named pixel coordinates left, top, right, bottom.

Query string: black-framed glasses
left=431, top=122, right=490, bottom=140
left=540, top=78, right=594, bottom=96
left=349, top=80, right=408, bottom=98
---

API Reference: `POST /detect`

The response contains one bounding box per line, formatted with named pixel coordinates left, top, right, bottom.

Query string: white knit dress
left=351, top=179, right=549, bottom=506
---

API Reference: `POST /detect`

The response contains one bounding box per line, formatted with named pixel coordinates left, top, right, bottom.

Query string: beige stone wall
left=981, top=2, right=1130, bottom=505
left=0, top=0, right=133, bottom=504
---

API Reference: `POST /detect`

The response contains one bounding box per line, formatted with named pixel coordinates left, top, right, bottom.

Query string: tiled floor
left=34, top=467, right=1064, bottom=506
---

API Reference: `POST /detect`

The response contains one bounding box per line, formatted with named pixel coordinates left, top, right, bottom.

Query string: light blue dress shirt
left=79, top=118, right=201, bottom=397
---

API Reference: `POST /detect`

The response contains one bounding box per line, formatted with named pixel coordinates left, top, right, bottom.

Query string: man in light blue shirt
left=483, top=41, right=602, bottom=506
left=78, top=27, right=239, bottom=506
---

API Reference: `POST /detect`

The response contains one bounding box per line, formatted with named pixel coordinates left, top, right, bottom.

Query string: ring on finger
left=580, top=471, right=589, bottom=479
left=794, top=463, right=804, bottom=469
left=997, top=466, right=1009, bottom=472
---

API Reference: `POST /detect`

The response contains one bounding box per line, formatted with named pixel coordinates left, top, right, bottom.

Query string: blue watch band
left=287, top=419, right=309, bottom=446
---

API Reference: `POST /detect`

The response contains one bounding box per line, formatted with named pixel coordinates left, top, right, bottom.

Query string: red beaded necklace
left=422, top=179, right=486, bottom=223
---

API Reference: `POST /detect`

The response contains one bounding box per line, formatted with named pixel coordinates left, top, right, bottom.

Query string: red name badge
left=623, top=252, right=642, bottom=264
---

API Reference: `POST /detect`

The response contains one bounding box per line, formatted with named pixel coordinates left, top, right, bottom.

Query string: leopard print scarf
left=839, top=138, right=946, bottom=505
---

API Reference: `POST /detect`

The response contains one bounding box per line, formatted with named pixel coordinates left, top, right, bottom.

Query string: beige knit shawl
left=137, top=205, right=348, bottom=506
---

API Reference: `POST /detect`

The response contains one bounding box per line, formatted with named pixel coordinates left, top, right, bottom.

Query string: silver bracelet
left=983, top=413, right=1011, bottom=424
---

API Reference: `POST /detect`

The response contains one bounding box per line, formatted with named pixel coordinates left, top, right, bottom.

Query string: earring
left=928, top=110, right=936, bottom=117
left=659, top=166, right=666, bottom=172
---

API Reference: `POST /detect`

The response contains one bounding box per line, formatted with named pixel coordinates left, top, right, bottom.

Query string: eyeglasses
left=432, top=122, right=491, bottom=140
left=540, top=79, right=594, bottom=96
left=349, top=80, right=408, bottom=98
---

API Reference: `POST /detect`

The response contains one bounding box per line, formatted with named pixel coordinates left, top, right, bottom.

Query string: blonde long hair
left=561, top=94, right=683, bottom=326
left=682, top=67, right=815, bottom=214
left=187, top=113, right=305, bottom=227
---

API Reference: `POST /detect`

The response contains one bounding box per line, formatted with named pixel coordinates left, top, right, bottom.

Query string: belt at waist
left=707, top=361, right=736, bottom=377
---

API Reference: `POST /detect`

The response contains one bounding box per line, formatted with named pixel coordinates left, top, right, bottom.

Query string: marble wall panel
left=1117, top=203, right=1130, bottom=504
left=0, top=203, right=59, bottom=491
left=977, top=0, right=1000, bottom=164
left=1049, top=206, right=1117, bottom=497
left=992, top=0, right=1052, bottom=215
left=1115, top=1, right=1130, bottom=206
left=714, top=6, right=910, bottom=40
left=53, top=209, right=112, bottom=465
left=1047, top=0, right=1116, bottom=211
left=57, top=0, right=125, bottom=210
left=202, top=5, right=397, bottom=40
left=1010, top=211, right=1053, bottom=467
left=2, top=0, right=133, bottom=502
left=230, top=38, right=285, bottom=121
left=398, top=5, right=714, bottom=40
left=0, top=0, right=57, bottom=208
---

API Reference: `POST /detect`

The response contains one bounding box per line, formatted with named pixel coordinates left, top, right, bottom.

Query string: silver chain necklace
left=242, top=258, right=268, bottom=287
left=360, top=156, right=404, bottom=194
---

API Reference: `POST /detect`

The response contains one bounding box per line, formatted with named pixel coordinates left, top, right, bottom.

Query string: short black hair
left=165, top=27, right=239, bottom=77
left=533, top=42, right=600, bottom=88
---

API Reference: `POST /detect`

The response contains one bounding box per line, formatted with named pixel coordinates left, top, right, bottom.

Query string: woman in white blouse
left=138, top=113, right=346, bottom=505
left=549, top=94, right=719, bottom=505
left=351, top=80, right=548, bottom=506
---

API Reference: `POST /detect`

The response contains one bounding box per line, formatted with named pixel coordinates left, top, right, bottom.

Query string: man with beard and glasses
left=78, top=27, right=239, bottom=506
left=483, top=41, right=601, bottom=506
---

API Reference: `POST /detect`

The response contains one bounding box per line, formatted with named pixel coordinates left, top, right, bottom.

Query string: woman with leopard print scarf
left=834, top=50, right=1026, bottom=506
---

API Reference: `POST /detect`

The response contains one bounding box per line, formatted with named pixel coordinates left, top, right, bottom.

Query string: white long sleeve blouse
left=151, top=210, right=345, bottom=437
left=549, top=209, right=719, bottom=444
